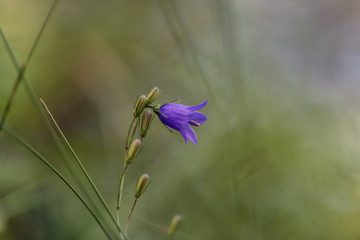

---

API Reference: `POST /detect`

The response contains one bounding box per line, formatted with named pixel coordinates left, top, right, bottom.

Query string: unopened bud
left=135, top=174, right=150, bottom=198
left=146, top=87, right=160, bottom=104
left=167, top=214, right=182, bottom=237
left=133, top=95, right=147, bottom=117
left=126, top=139, right=141, bottom=164
left=140, top=110, right=153, bottom=138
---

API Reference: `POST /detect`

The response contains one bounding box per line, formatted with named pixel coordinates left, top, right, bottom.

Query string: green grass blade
left=0, top=0, right=59, bottom=133
left=2, top=125, right=114, bottom=240
left=0, top=16, right=122, bottom=239
left=0, top=64, right=26, bottom=132
left=40, top=99, right=128, bottom=240
left=25, top=0, right=60, bottom=64
left=0, top=27, right=19, bottom=69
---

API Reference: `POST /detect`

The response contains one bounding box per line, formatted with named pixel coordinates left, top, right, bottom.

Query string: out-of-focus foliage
left=1, top=0, right=360, bottom=239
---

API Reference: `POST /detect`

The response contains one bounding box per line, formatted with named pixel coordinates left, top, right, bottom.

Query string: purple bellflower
left=154, top=100, right=208, bottom=145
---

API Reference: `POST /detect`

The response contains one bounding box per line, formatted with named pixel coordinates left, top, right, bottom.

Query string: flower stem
left=116, top=164, right=129, bottom=209
left=116, top=161, right=129, bottom=240
left=129, top=117, right=140, bottom=145
left=125, top=198, right=138, bottom=233
left=116, top=115, right=140, bottom=233
left=126, top=118, right=136, bottom=150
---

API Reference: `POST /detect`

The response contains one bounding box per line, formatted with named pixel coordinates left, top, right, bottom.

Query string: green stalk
left=116, top=162, right=128, bottom=226
left=1, top=1, right=127, bottom=238
left=125, top=198, right=137, bottom=233
left=40, top=99, right=128, bottom=240
left=126, top=118, right=136, bottom=150
left=0, top=64, right=26, bottom=132
left=25, top=0, right=60, bottom=64
left=0, top=27, right=118, bottom=239
left=0, top=0, right=59, bottom=133
left=129, top=117, right=140, bottom=145
left=117, top=117, right=139, bottom=223
left=1, top=4, right=118, bottom=237
left=3, top=126, right=113, bottom=240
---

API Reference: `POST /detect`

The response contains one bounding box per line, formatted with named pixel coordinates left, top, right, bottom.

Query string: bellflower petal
left=191, top=112, right=207, bottom=125
left=159, top=103, right=192, bottom=121
left=156, top=100, right=208, bottom=145
left=180, top=125, right=197, bottom=145
left=158, top=113, right=181, bottom=131
left=187, top=100, right=208, bottom=111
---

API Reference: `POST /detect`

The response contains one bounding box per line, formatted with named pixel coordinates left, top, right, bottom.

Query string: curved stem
left=125, top=118, right=136, bottom=150
left=125, top=198, right=137, bottom=233
left=129, top=117, right=140, bottom=145
left=116, top=162, right=129, bottom=239
left=1, top=24, right=122, bottom=240
left=3, top=126, right=113, bottom=240
left=116, top=164, right=129, bottom=212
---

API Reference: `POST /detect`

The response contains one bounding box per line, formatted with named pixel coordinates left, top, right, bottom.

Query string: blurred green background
left=1, top=0, right=360, bottom=239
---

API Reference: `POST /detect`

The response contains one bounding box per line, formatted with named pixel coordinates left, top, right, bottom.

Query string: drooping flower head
left=154, top=100, right=208, bottom=145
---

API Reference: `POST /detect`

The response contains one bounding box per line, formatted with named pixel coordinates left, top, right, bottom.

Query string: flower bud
left=133, top=95, right=147, bottom=117
left=126, top=139, right=141, bottom=164
left=167, top=214, right=182, bottom=237
left=146, top=87, right=160, bottom=104
left=135, top=174, right=150, bottom=198
left=140, top=110, right=153, bottom=138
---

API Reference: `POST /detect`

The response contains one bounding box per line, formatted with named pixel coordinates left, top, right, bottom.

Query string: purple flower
left=155, top=100, right=208, bottom=145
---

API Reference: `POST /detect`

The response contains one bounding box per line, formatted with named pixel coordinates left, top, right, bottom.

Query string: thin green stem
left=117, top=162, right=129, bottom=240
left=0, top=64, right=26, bottom=132
left=168, top=231, right=175, bottom=240
left=40, top=99, right=128, bottom=240
left=116, top=163, right=129, bottom=208
left=125, top=118, right=136, bottom=150
left=0, top=27, right=18, bottom=69
left=2, top=126, right=113, bottom=240
left=0, top=26, right=117, bottom=238
left=1, top=2, right=126, bottom=239
left=0, top=0, right=59, bottom=133
left=26, top=0, right=59, bottom=64
left=125, top=198, right=138, bottom=233
left=129, top=117, right=140, bottom=145
left=117, top=116, right=139, bottom=222
left=117, top=116, right=140, bottom=220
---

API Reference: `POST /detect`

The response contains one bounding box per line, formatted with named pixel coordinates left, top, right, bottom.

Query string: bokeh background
left=1, top=0, right=360, bottom=239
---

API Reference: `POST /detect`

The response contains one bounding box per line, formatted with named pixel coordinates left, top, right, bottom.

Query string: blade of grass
left=0, top=2, right=126, bottom=237
left=0, top=5, right=122, bottom=237
left=26, top=0, right=59, bottom=64
left=2, top=125, right=114, bottom=240
left=0, top=8, right=118, bottom=238
left=0, top=63, right=26, bottom=132
left=0, top=0, right=59, bottom=133
left=40, top=99, right=128, bottom=240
